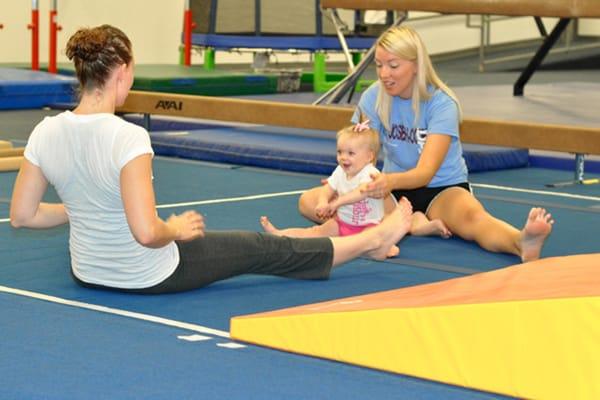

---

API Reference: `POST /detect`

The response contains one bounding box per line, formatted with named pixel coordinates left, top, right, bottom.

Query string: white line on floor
left=2, top=183, right=599, bottom=224
left=471, top=183, right=600, bottom=201
left=155, top=189, right=306, bottom=209
left=0, top=285, right=230, bottom=338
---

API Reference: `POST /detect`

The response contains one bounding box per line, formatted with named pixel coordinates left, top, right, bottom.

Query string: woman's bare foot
left=411, top=219, right=452, bottom=239
left=367, top=197, right=413, bottom=260
left=260, top=216, right=281, bottom=236
left=520, top=207, right=554, bottom=262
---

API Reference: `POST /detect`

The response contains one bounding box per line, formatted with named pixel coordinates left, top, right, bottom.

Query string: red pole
left=183, top=0, right=194, bottom=66
left=49, top=0, right=62, bottom=74
left=28, top=0, right=40, bottom=71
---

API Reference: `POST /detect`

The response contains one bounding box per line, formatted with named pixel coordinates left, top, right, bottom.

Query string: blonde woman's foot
left=520, top=207, right=554, bottom=262
left=367, top=197, right=413, bottom=260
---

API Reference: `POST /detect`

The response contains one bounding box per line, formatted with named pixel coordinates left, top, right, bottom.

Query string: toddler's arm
left=315, top=184, right=337, bottom=219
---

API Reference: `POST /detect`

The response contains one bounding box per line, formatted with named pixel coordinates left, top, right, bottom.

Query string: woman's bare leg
left=427, top=187, right=553, bottom=262
left=330, top=197, right=413, bottom=267
left=260, top=216, right=340, bottom=238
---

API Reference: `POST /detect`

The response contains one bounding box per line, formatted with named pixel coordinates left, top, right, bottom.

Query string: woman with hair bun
left=10, top=25, right=413, bottom=293
left=299, top=26, right=554, bottom=262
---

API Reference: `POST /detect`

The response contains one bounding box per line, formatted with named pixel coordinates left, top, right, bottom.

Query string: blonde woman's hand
left=168, top=210, right=205, bottom=241
left=361, top=172, right=390, bottom=199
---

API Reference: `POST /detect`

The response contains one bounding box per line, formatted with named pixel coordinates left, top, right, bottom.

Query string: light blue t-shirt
left=352, top=82, right=468, bottom=187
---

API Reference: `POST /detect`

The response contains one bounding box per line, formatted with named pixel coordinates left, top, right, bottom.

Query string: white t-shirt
left=25, top=111, right=179, bottom=289
left=327, top=164, right=384, bottom=226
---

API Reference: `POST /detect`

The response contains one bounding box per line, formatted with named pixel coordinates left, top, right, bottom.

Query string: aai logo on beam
left=155, top=100, right=183, bottom=111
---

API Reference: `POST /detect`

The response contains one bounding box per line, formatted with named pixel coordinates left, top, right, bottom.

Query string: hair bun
left=65, top=28, right=105, bottom=62
left=73, top=43, right=102, bottom=62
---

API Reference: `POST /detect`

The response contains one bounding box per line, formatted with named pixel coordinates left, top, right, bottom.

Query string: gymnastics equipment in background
left=0, top=141, right=24, bottom=172
left=28, top=0, right=40, bottom=71
left=317, top=0, right=600, bottom=186
left=0, top=68, right=76, bottom=110
left=118, top=90, right=600, bottom=156
left=48, top=0, right=62, bottom=74
left=117, top=89, right=600, bottom=176
left=318, top=0, right=600, bottom=100
left=26, top=0, right=62, bottom=73
left=182, top=0, right=196, bottom=67
left=183, top=0, right=390, bottom=92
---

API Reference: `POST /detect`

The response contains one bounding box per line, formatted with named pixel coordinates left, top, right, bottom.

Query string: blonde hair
left=375, top=26, right=462, bottom=131
left=337, top=126, right=380, bottom=165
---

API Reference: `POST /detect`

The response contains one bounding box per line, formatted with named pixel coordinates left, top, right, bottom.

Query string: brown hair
left=337, top=125, right=380, bottom=165
left=65, top=24, right=132, bottom=92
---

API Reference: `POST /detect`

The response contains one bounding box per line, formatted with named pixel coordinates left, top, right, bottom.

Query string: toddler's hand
left=315, top=202, right=334, bottom=220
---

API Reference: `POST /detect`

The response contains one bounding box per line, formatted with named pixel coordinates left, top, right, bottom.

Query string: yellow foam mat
left=231, top=256, right=600, bottom=399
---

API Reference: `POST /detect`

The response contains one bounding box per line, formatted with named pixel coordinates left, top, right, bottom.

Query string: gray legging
left=72, top=231, right=334, bottom=294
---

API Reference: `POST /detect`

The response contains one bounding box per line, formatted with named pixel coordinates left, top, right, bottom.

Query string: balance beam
left=0, top=156, right=23, bottom=172
left=320, top=0, right=600, bottom=97
left=119, top=91, right=351, bottom=132
left=320, top=0, right=600, bottom=18
left=0, top=147, right=25, bottom=158
left=0, top=141, right=23, bottom=172
left=118, top=90, right=600, bottom=155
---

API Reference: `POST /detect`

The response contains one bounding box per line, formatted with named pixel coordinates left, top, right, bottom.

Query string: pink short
left=335, top=217, right=378, bottom=237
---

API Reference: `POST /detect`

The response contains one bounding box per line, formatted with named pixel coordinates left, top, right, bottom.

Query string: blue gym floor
left=2, top=62, right=600, bottom=397
left=2, top=153, right=600, bottom=399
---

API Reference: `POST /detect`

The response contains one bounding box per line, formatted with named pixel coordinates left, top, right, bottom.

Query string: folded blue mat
left=148, top=122, right=529, bottom=174
left=0, top=67, right=76, bottom=110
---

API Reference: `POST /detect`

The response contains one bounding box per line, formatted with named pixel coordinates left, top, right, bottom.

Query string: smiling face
left=375, top=45, right=417, bottom=99
left=336, top=134, right=375, bottom=179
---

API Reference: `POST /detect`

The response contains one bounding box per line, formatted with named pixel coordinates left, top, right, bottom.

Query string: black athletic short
left=391, top=182, right=471, bottom=214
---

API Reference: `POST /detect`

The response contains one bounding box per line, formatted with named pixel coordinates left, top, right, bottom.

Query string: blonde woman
left=299, top=26, right=553, bottom=262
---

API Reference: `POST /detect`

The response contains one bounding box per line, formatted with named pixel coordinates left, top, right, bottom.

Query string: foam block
left=231, top=254, right=600, bottom=399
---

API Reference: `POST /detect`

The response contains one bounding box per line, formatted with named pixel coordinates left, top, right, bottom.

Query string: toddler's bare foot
left=367, top=197, right=413, bottom=260
left=520, top=208, right=554, bottom=262
left=411, top=219, right=452, bottom=238
left=260, top=216, right=281, bottom=235
left=386, top=244, right=400, bottom=258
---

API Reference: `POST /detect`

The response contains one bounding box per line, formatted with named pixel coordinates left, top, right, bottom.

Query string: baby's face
left=336, top=135, right=374, bottom=178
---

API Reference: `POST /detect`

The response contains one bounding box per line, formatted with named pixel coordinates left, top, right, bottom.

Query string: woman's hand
left=167, top=210, right=205, bottom=242
left=361, top=172, right=391, bottom=199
